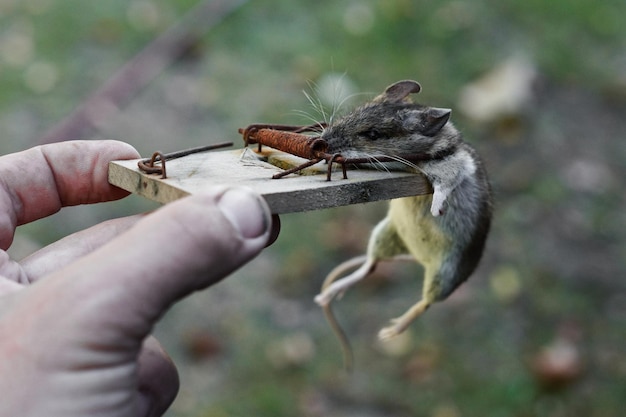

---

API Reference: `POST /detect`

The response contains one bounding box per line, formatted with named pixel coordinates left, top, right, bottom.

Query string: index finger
left=0, top=140, right=139, bottom=250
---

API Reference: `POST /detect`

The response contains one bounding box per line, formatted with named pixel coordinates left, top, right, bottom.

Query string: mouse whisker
left=355, top=153, right=393, bottom=174
left=355, top=153, right=418, bottom=173
left=382, top=154, right=421, bottom=172
left=302, top=89, right=329, bottom=125
left=333, top=92, right=371, bottom=122
left=290, top=109, right=327, bottom=131
left=368, top=154, right=393, bottom=174
left=304, top=76, right=368, bottom=127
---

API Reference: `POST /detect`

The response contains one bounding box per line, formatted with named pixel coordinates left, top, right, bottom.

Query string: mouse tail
left=318, top=254, right=372, bottom=371
left=322, top=303, right=354, bottom=372
left=321, top=254, right=368, bottom=291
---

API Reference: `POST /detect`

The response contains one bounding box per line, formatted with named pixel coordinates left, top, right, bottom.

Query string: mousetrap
left=108, top=142, right=432, bottom=215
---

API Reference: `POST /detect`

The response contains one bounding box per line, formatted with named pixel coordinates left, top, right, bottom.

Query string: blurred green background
left=2, top=0, right=625, bottom=416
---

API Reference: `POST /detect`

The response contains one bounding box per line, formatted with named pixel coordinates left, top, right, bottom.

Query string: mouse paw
left=378, top=317, right=409, bottom=340
left=314, top=292, right=330, bottom=306
left=430, top=200, right=446, bottom=217
left=430, top=185, right=450, bottom=217
left=314, top=286, right=345, bottom=306
left=378, top=324, right=401, bottom=340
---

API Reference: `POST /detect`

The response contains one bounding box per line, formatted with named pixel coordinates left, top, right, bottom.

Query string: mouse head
left=321, top=80, right=458, bottom=160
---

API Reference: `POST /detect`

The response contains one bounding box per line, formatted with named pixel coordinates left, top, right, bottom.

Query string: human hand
left=0, top=140, right=277, bottom=417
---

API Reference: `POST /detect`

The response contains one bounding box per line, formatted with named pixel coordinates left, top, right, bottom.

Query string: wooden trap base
left=108, top=146, right=432, bottom=214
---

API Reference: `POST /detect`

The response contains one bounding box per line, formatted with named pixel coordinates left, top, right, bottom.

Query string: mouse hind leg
left=315, top=216, right=408, bottom=306
left=377, top=265, right=439, bottom=340
left=378, top=298, right=432, bottom=340
left=315, top=255, right=374, bottom=306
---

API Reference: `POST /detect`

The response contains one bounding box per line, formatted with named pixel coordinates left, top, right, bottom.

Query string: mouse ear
left=374, top=80, right=422, bottom=103
left=422, top=107, right=451, bottom=136
left=400, top=107, right=451, bottom=136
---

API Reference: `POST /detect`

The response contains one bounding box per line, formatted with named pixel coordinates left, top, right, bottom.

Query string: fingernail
left=217, top=188, right=271, bottom=239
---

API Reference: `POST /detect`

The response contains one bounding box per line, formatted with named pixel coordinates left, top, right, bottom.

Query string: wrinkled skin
left=0, top=140, right=278, bottom=417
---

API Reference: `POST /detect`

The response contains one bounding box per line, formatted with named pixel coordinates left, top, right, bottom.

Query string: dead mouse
left=313, top=80, right=493, bottom=368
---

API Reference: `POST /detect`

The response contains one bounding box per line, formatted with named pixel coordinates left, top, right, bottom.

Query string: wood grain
left=108, top=147, right=432, bottom=214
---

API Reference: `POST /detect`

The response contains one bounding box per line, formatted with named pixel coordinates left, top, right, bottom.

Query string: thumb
left=29, top=186, right=272, bottom=355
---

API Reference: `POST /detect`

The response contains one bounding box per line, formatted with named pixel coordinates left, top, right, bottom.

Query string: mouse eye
left=360, top=129, right=380, bottom=140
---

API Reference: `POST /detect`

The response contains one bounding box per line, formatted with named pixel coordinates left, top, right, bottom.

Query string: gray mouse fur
left=314, top=80, right=492, bottom=346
